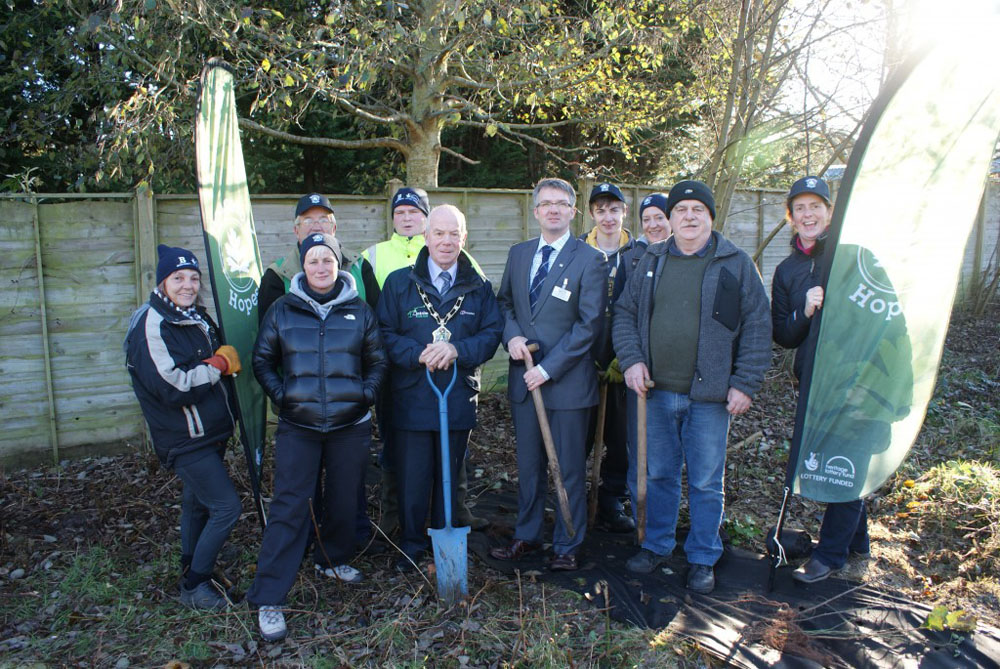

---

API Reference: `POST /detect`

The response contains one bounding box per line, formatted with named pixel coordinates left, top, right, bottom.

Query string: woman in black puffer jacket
left=247, top=233, right=386, bottom=642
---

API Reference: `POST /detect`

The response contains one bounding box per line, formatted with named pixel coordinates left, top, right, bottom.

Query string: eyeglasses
left=536, top=201, right=573, bottom=210
left=298, top=216, right=333, bottom=226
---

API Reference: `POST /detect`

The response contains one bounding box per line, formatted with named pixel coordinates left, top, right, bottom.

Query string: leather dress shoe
left=490, top=539, right=541, bottom=561
left=549, top=553, right=579, bottom=571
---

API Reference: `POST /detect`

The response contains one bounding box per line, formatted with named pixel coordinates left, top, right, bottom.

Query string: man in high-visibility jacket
left=364, top=187, right=488, bottom=534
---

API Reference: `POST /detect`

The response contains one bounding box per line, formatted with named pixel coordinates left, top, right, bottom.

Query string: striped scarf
left=154, top=288, right=209, bottom=333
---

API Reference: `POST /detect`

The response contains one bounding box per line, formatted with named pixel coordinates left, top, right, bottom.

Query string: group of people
left=125, top=174, right=867, bottom=642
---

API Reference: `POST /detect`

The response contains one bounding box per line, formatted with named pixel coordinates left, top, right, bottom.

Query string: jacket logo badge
left=344, top=314, right=356, bottom=320
left=406, top=307, right=430, bottom=319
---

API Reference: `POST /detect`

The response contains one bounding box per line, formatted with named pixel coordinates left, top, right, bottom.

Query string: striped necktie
left=529, top=245, right=553, bottom=311
left=438, top=271, right=452, bottom=296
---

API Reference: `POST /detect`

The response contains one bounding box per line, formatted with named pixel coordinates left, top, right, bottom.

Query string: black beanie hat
left=639, top=193, right=669, bottom=220
left=156, top=245, right=201, bottom=285
left=392, top=187, right=430, bottom=216
left=666, top=180, right=716, bottom=220
left=299, top=233, right=342, bottom=268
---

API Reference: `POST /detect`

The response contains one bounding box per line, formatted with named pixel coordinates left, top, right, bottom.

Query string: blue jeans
left=812, top=500, right=869, bottom=569
left=173, top=448, right=242, bottom=581
left=627, top=389, right=730, bottom=566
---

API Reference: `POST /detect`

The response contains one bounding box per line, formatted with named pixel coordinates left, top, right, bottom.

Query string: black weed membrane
left=469, top=490, right=1000, bottom=668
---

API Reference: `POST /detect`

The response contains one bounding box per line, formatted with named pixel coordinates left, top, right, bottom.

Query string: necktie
left=438, top=271, right=452, bottom=296
left=529, top=245, right=553, bottom=311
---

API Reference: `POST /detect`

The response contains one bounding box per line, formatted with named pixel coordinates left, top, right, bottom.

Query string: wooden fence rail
left=2, top=182, right=997, bottom=465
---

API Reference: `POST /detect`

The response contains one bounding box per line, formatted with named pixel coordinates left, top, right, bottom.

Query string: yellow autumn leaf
left=261, top=58, right=271, bottom=72
left=283, top=74, right=294, bottom=87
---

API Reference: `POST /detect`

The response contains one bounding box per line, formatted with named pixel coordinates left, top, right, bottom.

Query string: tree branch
left=238, top=117, right=410, bottom=154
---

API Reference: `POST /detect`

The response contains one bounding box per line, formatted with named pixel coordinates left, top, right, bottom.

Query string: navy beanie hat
left=392, top=187, right=430, bottom=216
left=666, top=180, right=716, bottom=220
left=156, top=245, right=201, bottom=285
left=639, top=193, right=669, bottom=220
left=299, top=233, right=341, bottom=268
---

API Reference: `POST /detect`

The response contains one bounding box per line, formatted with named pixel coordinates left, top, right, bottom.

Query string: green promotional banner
left=195, top=59, right=267, bottom=525
left=789, top=29, right=1000, bottom=503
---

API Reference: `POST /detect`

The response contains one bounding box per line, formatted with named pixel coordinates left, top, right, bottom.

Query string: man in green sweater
left=613, top=180, right=771, bottom=594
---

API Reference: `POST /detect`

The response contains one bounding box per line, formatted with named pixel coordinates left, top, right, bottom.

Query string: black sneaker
left=180, top=581, right=228, bottom=610
left=687, top=564, right=715, bottom=594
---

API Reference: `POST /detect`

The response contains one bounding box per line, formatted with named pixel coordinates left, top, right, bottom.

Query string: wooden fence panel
left=0, top=200, right=50, bottom=461
left=2, top=182, right=997, bottom=464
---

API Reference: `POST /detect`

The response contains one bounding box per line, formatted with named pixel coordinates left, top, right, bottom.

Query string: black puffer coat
left=770, top=234, right=826, bottom=381
left=253, top=272, right=387, bottom=432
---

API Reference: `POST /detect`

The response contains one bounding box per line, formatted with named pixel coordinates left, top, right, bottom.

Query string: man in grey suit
left=491, top=177, right=608, bottom=571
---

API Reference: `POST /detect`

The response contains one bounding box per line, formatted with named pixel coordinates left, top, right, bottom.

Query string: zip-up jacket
left=125, top=292, right=236, bottom=468
left=253, top=272, right=387, bottom=432
left=259, top=239, right=379, bottom=324
left=771, top=234, right=826, bottom=381
left=580, top=228, right=638, bottom=366
left=362, top=233, right=426, bottom=288
left=376, top=247, right=503, bottom=431
left=613, top=231, right=772, bottom=402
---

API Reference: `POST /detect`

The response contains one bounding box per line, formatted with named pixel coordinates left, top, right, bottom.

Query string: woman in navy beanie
left=125, top=245, right=243, bottom=610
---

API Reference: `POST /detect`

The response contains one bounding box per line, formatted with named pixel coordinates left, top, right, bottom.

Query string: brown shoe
left=490, top=539, right=542, bottom=561
left=549, top=553, right=579, bottom=571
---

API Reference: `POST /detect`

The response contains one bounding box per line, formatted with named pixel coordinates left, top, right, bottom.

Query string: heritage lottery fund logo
left=801, top=452, right=857, bottom=488
left=221, top=208, right=259, bottom=317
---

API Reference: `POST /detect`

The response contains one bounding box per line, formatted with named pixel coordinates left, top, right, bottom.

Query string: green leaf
left=945, top=610, right=977, bottom=633
left=922, top=605, right=948, bottom=632
left=283, top=74, right=294, bottom=87
left=485, top=123, right=497, bottom=137
left=144, top=0, right=155, bottom=9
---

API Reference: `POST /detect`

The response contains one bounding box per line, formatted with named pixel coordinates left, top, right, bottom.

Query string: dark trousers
left=511, top=401, right=589, bottom=555
left=812, top=500, right=869, bottom=569
left=247, top=419, right=369, bottom=606
left=394, top=429, right=469, bottom=558
left=174, top=447, right=241, bottom=581
left=585, top=381, right=628, bottom=502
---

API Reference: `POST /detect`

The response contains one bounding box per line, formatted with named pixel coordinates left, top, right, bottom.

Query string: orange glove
left=203, top=355, right=228, bottom=374
left=214, top=345, right=241, bottom=375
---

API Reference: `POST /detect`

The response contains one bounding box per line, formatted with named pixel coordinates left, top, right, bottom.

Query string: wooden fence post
left=135, top=185, right=158, bottom=304
left=385, top=178, right=403, bottom=238
left=31, top=197, right=60, bottom=464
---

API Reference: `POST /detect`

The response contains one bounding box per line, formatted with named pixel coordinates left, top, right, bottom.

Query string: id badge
left=551, top=278, right=572, bottom=302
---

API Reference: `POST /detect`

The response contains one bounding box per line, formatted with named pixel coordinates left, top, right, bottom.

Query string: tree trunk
left=406, top=124, right=441, bottom=188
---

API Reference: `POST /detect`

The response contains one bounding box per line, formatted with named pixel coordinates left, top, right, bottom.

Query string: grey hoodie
left=289, top=270, right=359, bottom=320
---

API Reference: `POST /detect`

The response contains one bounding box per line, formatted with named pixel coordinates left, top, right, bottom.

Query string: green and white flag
left=195, top=59, right=267, bottom=525
left=788, top=26, right=1000, bottom=503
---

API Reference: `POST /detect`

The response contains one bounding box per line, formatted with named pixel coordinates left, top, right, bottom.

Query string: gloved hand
left=603, top=358, right=624, bottom=384
left=203, top=345, right=241, bottom=376
left=215, top=345, right=242, bottom=375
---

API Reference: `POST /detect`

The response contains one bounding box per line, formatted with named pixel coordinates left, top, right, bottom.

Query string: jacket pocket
left=712, top=267, right=741, bottom=331
left=182, top=405, right=206, bottom=438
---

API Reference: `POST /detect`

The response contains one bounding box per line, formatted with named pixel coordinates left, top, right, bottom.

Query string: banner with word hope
left=787, top=29, right=1000, bottom=503
left=195, top=58, right=267, bottom=525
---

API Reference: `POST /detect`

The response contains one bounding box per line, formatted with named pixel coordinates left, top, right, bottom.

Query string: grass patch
left=886, top=460, right=1000, bottom=580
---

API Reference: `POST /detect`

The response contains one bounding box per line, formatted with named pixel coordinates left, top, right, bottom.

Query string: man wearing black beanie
left=614, top=179, right=771, bottom=594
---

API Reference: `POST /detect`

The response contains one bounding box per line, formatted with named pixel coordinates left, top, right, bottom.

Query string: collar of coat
left=408, top=245, right=483, bottom=295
